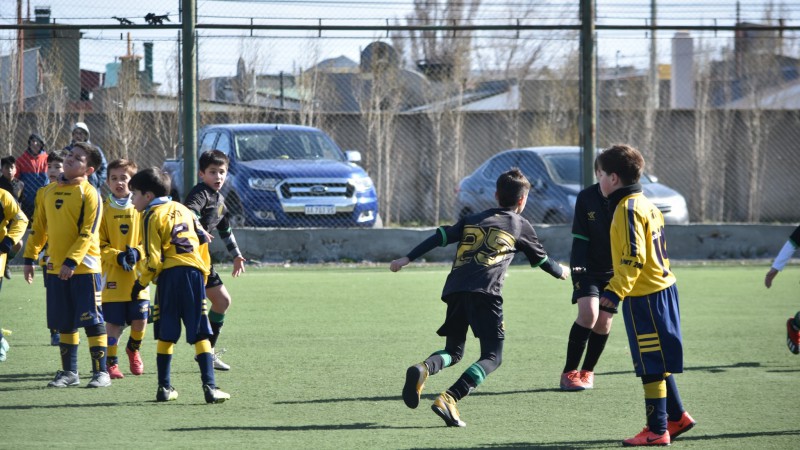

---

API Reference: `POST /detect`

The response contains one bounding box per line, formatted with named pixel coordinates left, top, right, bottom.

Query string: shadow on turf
left=407, top=429, right=800, bottom=449
left=0, top=401, right=141, bottom=410
left=273, top=387, right=561, bottom=405
left=169, top=423, right=440, bottom=432
left=600, top=361, right=761, bottom=376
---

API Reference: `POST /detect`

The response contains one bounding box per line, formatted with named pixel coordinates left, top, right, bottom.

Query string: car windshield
left=541, top=152, right=653, bottom=185
left=234, top=130, right=345, bottom=162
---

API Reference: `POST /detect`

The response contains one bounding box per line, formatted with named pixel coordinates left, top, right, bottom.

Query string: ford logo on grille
left=310, top=185, right=327, bottom=194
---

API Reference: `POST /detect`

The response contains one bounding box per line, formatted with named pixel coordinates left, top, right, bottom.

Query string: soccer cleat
left=3, top=266, right=11, bottom=279
left=156, top=385, right=179, bottom=402
left=402, top=363, right=429, bottom=409
left=48, top=370, right=80, bottom=388
left=107, top=364, right=125, bottom=379
left=579, top=370, right=594, bottom=389
left=0, top=336, right=8, bottom=362
left=212, top=349, right=230, bottom=371
left=560, top=370, right=586, bottom=391
left=667, top=411, right=696, bottom=440
left=622, top=428, right=670, bottom=446
left=431, top=392, right=466, bottom=427
left=786, top=318, right=800, bottom=355
left=86, top=371, right=112, bottom=388
left=127, top=348, right=144, bottom=375
left=203, top=384, right=231, bottom=404
left=50, top=332, right=60, bottom=346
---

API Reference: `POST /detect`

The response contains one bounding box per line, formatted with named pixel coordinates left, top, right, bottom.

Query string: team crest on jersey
left=120, top=224, right=130, bottom=235
left=55, top=199, right=64, bottom=209
left=587, top=211, right=596, bottom=221
left=106, top=282, right=117, bottom=289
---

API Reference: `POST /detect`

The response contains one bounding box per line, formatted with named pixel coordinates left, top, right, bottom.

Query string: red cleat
left=786, top=318, right=800, bottom=355
left=126, top=348, right=144, bottom=375
left=107, top=364, right=124, bottom=379
left=579, top=370, right=594, bottom=389
left=560, top=370, right=585, bottom=391
left=622, top=428, right=670, bottom=446
left=667, top=411, right=696, bottom=439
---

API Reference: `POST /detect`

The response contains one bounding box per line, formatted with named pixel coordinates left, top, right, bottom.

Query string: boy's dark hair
left=71, top=142, right=103, bottom=171
left=199, top=150, right=229, bottom=172
left=47, top=149, right=67, bottom=164
left=597, top=144, right=644, bottom=186
left=496, top=168, right=531, bottom=207
left=107, top=158, right=138, bottom=176
left=129, top=167, right=171, bottom=197
left=1, top=156, right=16, bottom=168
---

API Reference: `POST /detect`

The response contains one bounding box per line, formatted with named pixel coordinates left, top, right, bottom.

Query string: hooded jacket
left=16, top=133, right=48, bottom=216
left=63, top=123, right=108, bottom=189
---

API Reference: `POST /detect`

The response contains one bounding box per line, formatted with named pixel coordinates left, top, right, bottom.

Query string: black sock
left=446, top=376, right=474, bottom=401
left=563, top=322, right=591, bottom=373
left=209, top=322, right=223, bottom=348
left=581, top=331, right=609, bottom=372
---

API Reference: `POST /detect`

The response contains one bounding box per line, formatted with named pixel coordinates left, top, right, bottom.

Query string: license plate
left=305, top=205, right=336, bottom=215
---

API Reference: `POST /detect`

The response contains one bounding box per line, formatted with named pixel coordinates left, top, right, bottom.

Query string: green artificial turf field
left=1, top=263, right=798, bottom=448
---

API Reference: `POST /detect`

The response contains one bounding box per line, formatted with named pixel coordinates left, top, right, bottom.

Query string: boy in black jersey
left=764, top=224, right=800, bottom=354
left=390, top=168, right=568, bottom=427
left=183, top=150, right=246, bottom=370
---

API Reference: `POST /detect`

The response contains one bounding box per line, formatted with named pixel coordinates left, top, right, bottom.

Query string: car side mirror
left=345, top=151, right=362, bottom=163
left=530, top=178, right=545, bottom=192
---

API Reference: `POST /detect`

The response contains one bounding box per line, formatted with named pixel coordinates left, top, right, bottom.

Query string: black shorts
left=571, top=274, right=611, bottom=303
left=438, top=292, right=505, bottom=340
left=205, top=265, right=224, bottom=289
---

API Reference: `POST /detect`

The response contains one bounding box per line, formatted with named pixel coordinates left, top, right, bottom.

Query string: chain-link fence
left=1, top=1, right=799, bottom=227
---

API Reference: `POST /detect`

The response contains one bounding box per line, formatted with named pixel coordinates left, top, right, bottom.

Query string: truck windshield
left=234, top=130, right=346, bottom=162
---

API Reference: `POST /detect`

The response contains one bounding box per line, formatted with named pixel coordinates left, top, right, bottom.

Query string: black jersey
left=184, top=182, right=228, bottom=232
left=790, top=224, right=800, bottom=247
left=407, top=207, right=561, bottom=300
left=571, top=183, right=613, bottom=277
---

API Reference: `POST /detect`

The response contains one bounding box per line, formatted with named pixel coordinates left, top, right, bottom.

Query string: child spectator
left=16, top=134, right=48, bottom=221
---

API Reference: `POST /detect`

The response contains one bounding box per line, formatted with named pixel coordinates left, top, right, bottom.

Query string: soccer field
left=1, top=263, right=798, bottom=449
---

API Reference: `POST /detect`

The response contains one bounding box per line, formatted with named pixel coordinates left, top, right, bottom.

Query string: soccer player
left=128, top=167, right=230, bottom=403
left=99, top=159, right=149, bottom=379
left=390, top=168, right=568, bottom=427
left=23, top=142, right=111, bottom=388
left=0, top=187, right=30, bottom=361
left=560, top=172, right=615, bottom=391
left=40, top=150, right=67, bottom=346
left=597, top=144, right=695, bottom=446
left=182, top=150, right=246, bottom=371
left=764, top=224, right=800, bottom=354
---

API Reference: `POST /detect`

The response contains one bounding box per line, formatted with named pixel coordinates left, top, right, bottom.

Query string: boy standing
left=22, top=142, right=111, bottom=388
left=0, top=188, right=30, bottom=361
left=597, top=144, right=695, bottom=446
left=16, top=134, right=48, bottom=221
left=40, top=150, right=67, bottom=345
left=128, top=167, right=230, bottom=403
left=100, top=159, right=149, bottom=378
left=182, top=150, right=246, bottom=371
left=763, top=224, right=800, bottom=354
left=560, top=174, right=615, bottom=391
left=390, top=168, right=567, bottom=427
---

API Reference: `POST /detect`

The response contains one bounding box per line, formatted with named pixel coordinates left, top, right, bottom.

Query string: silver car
left=455, top=146, right=689, bottom=224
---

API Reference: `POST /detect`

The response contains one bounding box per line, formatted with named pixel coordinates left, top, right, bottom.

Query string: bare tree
left=102, top=59, right=147, bottom=160
left=0, top=42, right=21, bottom=156
left=33, top=51, right=69, bottom=151
left=151, top=41, right=182, bottom=161
left=296, top=40, right=327, bottom=129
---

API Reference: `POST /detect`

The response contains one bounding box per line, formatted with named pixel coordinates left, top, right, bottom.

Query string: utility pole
left=579, top=0, right=596, bottom=189
left=644, top=0, right=658, bottom=162
left=17, top=0, right=24, bottom=111
left=182, top=0, right=197, bottom=196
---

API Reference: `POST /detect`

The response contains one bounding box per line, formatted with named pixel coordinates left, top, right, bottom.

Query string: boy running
left=129, top=167, right=230, bottom=403
left=390, top=168, right=567, bottom=427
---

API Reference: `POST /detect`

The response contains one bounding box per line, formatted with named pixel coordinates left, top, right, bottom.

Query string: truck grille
left=280, top=182, right=354, bottom=199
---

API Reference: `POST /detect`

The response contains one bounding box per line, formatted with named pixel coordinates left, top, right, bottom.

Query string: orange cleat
left=107, top=364, right=125, bottom=379
left=560, top=370, right=585, bottom=391
left=579, top=370, right=594, bottom=389
left=667, top=411, right=696, bottom=439
left=622, top=428, right=670, bottom=446
left=127, top=348, right=144, bottom=375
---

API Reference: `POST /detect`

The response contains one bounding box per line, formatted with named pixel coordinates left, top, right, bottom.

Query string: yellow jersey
left=0, top=189, right=28, bottom=273
left=100, top=195, right=149, bottom=302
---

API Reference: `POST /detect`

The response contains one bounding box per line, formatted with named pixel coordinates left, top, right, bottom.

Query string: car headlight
left=349, top=176, right=374, bottom=192
left=248, top=177, right=280, bottom=191
left=567, top=194, right=577, bottom=210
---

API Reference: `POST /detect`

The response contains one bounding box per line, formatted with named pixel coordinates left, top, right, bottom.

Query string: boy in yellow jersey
left=597, top=144, right=695, bottom=446
left=40, top=150, right=67, bottom=346
left=99, top=159, right=149, bottom=379
left=128, top=167, right=230, bottom=403
left=0, top=188, right=29, bottom=361
left=23, top=142, right=111, bottom=388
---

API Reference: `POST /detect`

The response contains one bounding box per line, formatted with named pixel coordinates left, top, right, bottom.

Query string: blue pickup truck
left=163, top=124, right=380, bottom=227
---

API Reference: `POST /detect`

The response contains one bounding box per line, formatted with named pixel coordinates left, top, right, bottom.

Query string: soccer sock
left=87, top=335, right=108, bottom=373
left=194, top=339, right=215, bottom=387
left=581, top=331, right=610, bottom=372
left=664, top=374, right=686, bottom=421
left=447, top=363, right=487, bottom=401
left=156, top=340, right=174, bottom=387
left=643, top=378, right=668, bottom=434
left=107, top=336, right=119, bottom=366
left=208, top=311, right=225, bottom=348
left=424, top=350, right=454, bottom=376
left=127, top=330, right=145, bottom=353
left=59, top=331, right=80, bottom=372
left=563, top=322, right=592, bottom=373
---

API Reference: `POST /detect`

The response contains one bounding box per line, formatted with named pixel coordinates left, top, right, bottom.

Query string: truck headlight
left=248, top=177, right=280, bottom=191
left=349, top=176, right=374, bottom=192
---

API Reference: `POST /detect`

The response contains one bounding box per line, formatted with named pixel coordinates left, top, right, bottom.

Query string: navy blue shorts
left=621, top=283, right=684, bottom=376
left=152, top=266, right=212, bottom=344
left=46, top=273, right=104, bottom=330
left=438, top=292, right=505, bottom=340
left=103, top=300, right=150, bottom=326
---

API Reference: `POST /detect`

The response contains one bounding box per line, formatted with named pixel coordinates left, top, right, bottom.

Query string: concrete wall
left=208, top=224, right=797, bottom=264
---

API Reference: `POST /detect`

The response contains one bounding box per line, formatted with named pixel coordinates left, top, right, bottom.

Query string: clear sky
left=1, top=1, right=797, bottom=93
